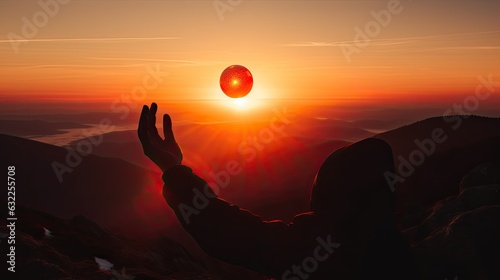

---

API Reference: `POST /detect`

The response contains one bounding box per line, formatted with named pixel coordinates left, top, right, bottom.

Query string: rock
left=411, top=206, right=500, bottom=280
left=459, top=163, right=500, bottom=192
left=403, top=163, right=500, bottom=279
left=0, top=204, right=222, bottom=280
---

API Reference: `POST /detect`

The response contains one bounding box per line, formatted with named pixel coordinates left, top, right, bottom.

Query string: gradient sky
left=1, top=0, right=499, bottom=107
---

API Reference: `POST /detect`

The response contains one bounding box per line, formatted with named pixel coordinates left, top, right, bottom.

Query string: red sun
left=220, top=65, right=253, bottom=98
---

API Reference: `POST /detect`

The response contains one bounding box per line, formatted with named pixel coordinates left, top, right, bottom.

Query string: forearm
left=162, top=165, right=292, bottom=275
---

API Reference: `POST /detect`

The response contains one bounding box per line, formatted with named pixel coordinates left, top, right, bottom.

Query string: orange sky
left=1, top=0, right=499, bottom=108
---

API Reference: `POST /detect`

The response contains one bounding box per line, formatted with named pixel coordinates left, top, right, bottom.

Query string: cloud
left=0, top=36, right=181, bottom=43
left=282, top=42, right=344, bottom=47
left=285, top=65, right=399, bottom=71
left=422, top=46, right=500, bottom=51
left=282, top=40, right=415, bottom=47
left=85, top=57, right=224, bottom=67
left=15, top=64, right=146, bottom=69
left=281, top=30, right=500, bottom=48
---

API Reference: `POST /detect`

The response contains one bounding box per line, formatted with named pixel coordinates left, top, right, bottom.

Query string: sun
left=220, top=65, right=253, bottom=98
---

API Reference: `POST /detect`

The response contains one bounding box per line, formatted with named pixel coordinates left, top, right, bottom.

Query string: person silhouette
left=138, top=102, right=416, bottom=279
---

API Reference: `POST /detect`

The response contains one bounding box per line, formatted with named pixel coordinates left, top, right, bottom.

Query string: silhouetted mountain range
left=1, top=115, right=499, bottom=279
left=0, top=134, right=163, bottom=236
left=0, top=119, right=90, bottom=137
left=375, top=116, right=500, bottom=226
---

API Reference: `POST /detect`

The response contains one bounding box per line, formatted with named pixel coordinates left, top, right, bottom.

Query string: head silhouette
left=310, top=138, right=395, bottom=221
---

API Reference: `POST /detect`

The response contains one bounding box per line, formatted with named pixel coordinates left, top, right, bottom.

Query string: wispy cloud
left=282, top=40, right=415, bottom=47
left=85, top=57, right=222, bottom=66
left=284, top=42, right=341, bottom=47
left=85, top=57, right=223, bottom=67
left=285, top=65, right=399, bottom=71
left=281, top=30, right=500, bottom=48
left=0, top=36, right=181, bottom=43
left=422, top=46, right=500, bottom=51
left=3, top=57, right=221, bottom=70
left=15, top=64, right=146, bottom=69
left=282, top=41, right=345, bottom=47
left=86, top=57, right=203, bottom=65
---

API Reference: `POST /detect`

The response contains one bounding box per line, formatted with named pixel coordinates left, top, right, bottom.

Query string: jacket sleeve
left=162, top=165, right=299, bottom=276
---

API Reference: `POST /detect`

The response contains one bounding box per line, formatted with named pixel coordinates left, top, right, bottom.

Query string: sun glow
left=217, top=95, right=265, bottom=112
left=212, top=79, right=272, bottom=114
left=234, top=97, right=248, bottom=108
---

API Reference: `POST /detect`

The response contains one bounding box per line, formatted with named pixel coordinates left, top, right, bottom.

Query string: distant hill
left=0, top=119, right=90, bottom=137
left=376, top=115, right=500, bottom=157
left=375, top=115, right=500, bottom=226
left=0, top=112, right=136, bottom=125
left=0, top=133, right=277, bottom=279
left=2, top=115, right=500, bottom=279
left=6, top=115, right=500, bottom=227
left=351, top=118, right=409, bottom=130
left=0, top=133, right=165, bottom=237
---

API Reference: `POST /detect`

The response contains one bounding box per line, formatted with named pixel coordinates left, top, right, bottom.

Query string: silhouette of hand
left=138, top=102, right=183, bottom=172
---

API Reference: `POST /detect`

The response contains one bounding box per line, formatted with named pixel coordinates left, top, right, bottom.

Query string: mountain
left=0, top=133, right=269, bottom=279
left=0, top=112, right=138, bottom=125
left=0, top=133, right=165, bottom=237
left=403, top=165, right=500, bottom=279
left=376, top=115, right=500, bottom=159
left=0, top=119, right=90, bottom=137
left=0, top=204, right=225, bottom=280
left=2, top=115, right=500, bottom=279
left=374, top=116, right=500, bottom=279
left=374, top=116, right=500, bottom=227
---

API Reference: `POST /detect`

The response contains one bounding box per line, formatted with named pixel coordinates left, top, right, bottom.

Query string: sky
left=1, top=0, right=499, bottom=111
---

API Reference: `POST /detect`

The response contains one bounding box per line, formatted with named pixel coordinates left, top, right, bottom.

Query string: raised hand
left=138, top=102, right=183, bottom=172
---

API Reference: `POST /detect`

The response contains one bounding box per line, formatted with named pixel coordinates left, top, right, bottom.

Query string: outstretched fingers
left=138, top=102, right=182, bottom=170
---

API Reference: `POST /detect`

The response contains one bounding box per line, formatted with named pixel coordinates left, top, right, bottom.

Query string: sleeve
left=161, top=165, right=299, bottom=276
